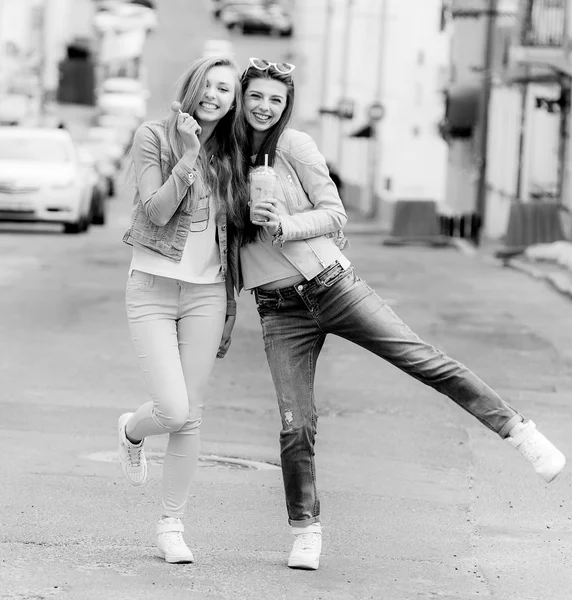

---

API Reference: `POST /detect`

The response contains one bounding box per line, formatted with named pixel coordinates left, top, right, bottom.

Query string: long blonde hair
left=166, top=56, right=248, bottom=228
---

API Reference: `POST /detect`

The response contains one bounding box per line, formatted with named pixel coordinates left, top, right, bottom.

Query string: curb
left=506, top=259, right=572, bottom=303
left=343, top=223, right=480, bottom=257
left=449, top=237, right=478, bottom=257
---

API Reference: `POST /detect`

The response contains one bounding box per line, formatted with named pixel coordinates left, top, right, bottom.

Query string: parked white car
left=83, top=126, right=129, bottom=197
left=77, top=145, right=110, bottom=226
left=0, top=128, right=93, bottom=233
left=97, top=77, right=149, bottom=120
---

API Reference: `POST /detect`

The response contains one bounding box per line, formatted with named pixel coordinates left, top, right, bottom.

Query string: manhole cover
left=83, top=451, right=280, bottom=471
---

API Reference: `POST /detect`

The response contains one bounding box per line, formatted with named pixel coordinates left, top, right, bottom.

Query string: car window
left=0, top=138, right=71, bottom=162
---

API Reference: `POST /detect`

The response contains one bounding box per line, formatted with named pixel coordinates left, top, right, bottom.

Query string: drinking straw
left=264, top=154, right=269, bottom=168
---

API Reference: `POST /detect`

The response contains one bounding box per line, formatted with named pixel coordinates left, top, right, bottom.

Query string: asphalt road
left=2, top=190, right=572, bottom=599
left=2, top=1, right=572, bottom=599
left=142, top=0, right=297, bottom=121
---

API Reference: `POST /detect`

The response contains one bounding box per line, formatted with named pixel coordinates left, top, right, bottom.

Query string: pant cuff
left=289, top=516, right=320, bottom=528
left=499, top=414, right=524, bottom=439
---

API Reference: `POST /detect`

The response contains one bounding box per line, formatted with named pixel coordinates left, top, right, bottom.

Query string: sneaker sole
left=542, top=455, right=566, bottom=484
left=288, top=558, right=319, bottom=570
left=157, top=549, right=194, bottom=564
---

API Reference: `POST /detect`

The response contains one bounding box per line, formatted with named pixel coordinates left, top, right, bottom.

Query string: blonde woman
left=118, top=56, right=247, bottom=564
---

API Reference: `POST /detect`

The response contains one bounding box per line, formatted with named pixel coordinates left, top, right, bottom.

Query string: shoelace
left=127, top=443, right=142, bottom=467
left=519, top=437, right=545, bottom=462
left=163, top=530, right=186, bottom=549
left=294, top=533, right=320, bottom=551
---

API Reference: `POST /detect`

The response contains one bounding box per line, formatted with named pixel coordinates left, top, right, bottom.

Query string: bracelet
left=271, top=222, right=283, bottom=246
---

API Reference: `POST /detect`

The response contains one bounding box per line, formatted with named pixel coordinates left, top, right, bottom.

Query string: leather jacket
left=237, top=127, right=349, bottom=289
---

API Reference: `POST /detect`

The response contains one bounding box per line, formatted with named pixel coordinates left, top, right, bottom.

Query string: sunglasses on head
left=248, top=57, right=296, bottom=75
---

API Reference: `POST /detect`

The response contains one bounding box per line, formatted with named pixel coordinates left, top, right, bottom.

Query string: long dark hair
left=239, top=66, right=295, bottom=241
left=167, top=56, right=249, bottom=228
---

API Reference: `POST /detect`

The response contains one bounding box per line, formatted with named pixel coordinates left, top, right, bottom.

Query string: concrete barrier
left=495, top=202, right=567, bottom=262
left=382, top=200, right=451, bottom=247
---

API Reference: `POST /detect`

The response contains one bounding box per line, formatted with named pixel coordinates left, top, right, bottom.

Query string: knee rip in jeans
left=282, top=409, right=294, bottom=431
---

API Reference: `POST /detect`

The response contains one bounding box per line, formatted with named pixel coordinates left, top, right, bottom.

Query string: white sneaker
left=157, top=518, right=194, bottom=564
left=117, top=412, right=147, bottom=486
left=288, top=524, right=322, bottom=570
left=507, top=420, right=566, bottom=483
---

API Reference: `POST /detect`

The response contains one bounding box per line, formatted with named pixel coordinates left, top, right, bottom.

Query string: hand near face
left=251, top=197, right=281, bottom=236
left=171, top=101, right=201, bottom=163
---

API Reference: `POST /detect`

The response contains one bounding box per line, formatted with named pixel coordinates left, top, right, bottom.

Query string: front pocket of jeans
left=256, top=297, right=281, bottom=312
left=126, top=270, right=155, bottom=292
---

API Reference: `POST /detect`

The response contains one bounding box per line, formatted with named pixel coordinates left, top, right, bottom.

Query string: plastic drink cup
left=249, top=163, right=277, bottom=223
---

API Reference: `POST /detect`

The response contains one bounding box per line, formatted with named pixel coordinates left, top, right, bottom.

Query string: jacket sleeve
left=132, top=124, right=198, bottom=227
left=225, top=275, right=237, bottom=316
left=277, top=131, right=347, bottom=241
left=224, top=234, right=242, bottom=315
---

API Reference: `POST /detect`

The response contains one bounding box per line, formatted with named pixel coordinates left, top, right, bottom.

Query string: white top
left=129, top=193, right=223, bottom=284
left=240, top=229, right=301, bottom=290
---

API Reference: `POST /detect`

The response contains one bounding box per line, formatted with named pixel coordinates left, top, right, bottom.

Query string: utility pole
left=557, top=0, right=571, bottom=206
left=473, top=0, right=498, bottom=245
left=336, top=0, right=354, bottom=170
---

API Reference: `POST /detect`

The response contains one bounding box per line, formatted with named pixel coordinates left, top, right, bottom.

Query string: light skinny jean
left=125, top=270, right=226, bottom=518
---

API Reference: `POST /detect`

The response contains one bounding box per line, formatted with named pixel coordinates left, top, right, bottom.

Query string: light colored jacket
left=240, top=128, right=348, bottom=284
left=122, top=119, right=237, bottom=315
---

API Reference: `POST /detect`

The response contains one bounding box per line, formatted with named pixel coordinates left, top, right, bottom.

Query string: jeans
left=254, top=262, right=523, bottom=527
left=125, top=270, right=226, bottom=518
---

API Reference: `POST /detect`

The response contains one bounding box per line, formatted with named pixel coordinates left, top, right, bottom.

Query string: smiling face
left=243, top=78, right=289, bottom=134
left=193, top=65, right=236, bottom=125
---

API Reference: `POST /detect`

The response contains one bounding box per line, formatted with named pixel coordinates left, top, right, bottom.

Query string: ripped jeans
left=254, top=262, right=523, bottom=527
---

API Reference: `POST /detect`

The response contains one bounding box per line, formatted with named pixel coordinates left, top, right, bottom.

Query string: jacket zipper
left=286, top=174, right=301, bottom=206
left=278, top=170, right=295, bottom=215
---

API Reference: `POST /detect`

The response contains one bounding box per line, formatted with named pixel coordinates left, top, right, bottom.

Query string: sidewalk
left=344, top=207, right=572, bottom=306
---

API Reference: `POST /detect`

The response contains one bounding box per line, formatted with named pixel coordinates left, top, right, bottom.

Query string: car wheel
left=63, top=220, right=82, bottom=234
left=92, top=201, right=106, bottom=226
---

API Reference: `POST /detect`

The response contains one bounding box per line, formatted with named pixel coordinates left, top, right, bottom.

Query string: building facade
left=291, top=0, right=450, bottom=225
left=442, top=0, right=572, bottom=240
